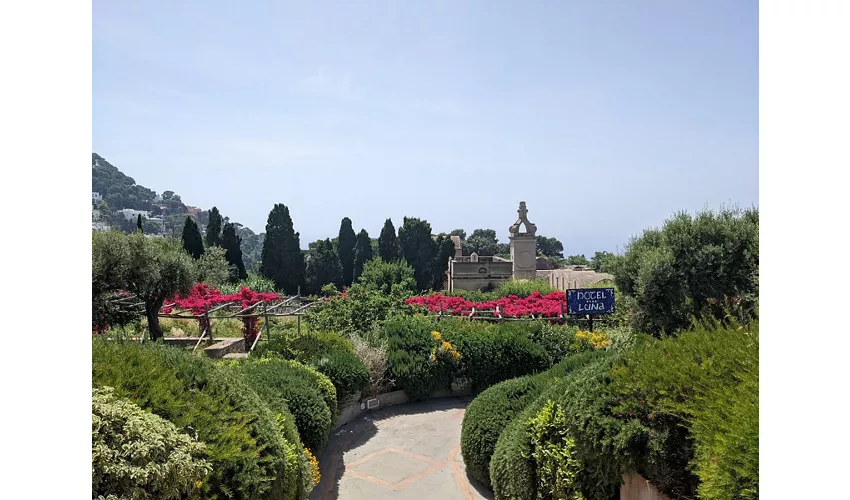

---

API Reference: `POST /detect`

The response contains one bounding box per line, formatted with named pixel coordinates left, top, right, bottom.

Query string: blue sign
left=567, top=288, right=615, bottom=315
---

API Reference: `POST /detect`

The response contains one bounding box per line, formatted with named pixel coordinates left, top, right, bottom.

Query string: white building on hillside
left=117, top=208, right=150, bottom=221
left=92, top=192, right=102, bottom=204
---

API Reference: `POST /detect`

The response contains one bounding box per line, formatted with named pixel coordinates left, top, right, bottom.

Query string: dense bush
left=312, top=348, right=370, bottom=405
left=92, top=340, right=310, bottom=500
left=376, top=314, right=458, bottom=400
left=350, top=331, right=392, bottom=396
left=92, top=387, right=212, bottom=500
left=461, top=375, right=545, bottom=487
left=489, top=352, right=612, bottom=500
left=229, top=358, right=336, bottom=453
left=612, top=207, right=759, bottom=335
left=440, top=320, right=552, bottom=391
left=610, top=321, right=759, bottom=499
left=254, top=330, right=368, bottom=405
left=461, top=351, right=606, bottom=490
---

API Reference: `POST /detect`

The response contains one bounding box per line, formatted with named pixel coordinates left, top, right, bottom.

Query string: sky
left=93, top=0, right=758, bottom=256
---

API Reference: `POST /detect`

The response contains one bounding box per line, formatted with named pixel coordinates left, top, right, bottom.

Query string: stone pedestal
left=508, top=201, right=538, bottom=280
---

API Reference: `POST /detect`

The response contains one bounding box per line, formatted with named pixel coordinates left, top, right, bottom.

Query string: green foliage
left=93, top=153, right=168, bottom=212
left=377, top=218, right=400, bottom=262
left=181, top=216, right=205, bottom=259
left=489, top=352, right=609, bottom=500
left=221, top=222, right=248, bottom=281
left=528, top=401, right=583, bottom=500
left=461, top=375, right=547, bottom=486
left=440, top=320, right=552, bottom=392
left=356, top=257, right=417, bottom=295
left=610, top=322, right=759, bottom=499
left=305, top=238, right=343, bottom=295
left=254, top=330, right=367, bottom=406
left=92, top=232, right=196, bottom=340
left=590, top=251, right=616, bottom=273
left=449, top=228, right=467, bottom=240
left=433, top=235, right=456, bottom=289
left=352, top=228, right=373, bottom=281
left=337, top=217, right=357, bottom=286
left=398, top=217, right=438, bottom=290
left=536, top=236, right=564, bottom=258
left=205, top=207, right=223, bottom=248
left=92, top=387, right=212, bottom=500
left=218, top=274, right=278, bottom=295
left=260, top=204, right=306, bottom=294
left=193, top=246, right=229, bottom=288
left=564, top=254, right=590, bottom=266
left=375, top=314, right=455, bottom=400
left=313, top=349, right=371, bottom=405
left=228, top=358, right=335, bottom=453
left=305, top=267, right=415, bottom=335
left=92, top=341, right=306, bottom=500
left=494, top=279, right=554, bottom=298
left=612, top=207, right=759, bottom=335
left=466, top=228, right=499, bottom=256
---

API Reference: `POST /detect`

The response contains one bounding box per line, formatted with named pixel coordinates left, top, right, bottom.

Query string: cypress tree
left=259, top=204, right=305, bottom=294
left=305, top=238, right=343, bottom=294
left=432, top=235, right=456, bottom=290
left=221, top=222, right=247, bottom=281
left=205, top=207, right=223, bottom=248
left=136, top=214, right=143, bottom=233
left=337, top=217, right=357, bottom=286
left=352, top=229, right=373, bottom=282
left=378, top=218, right=400, bottom=262
left=181, top=216, right=205, bottom=259
left=398, top=217, right=438, bottom=291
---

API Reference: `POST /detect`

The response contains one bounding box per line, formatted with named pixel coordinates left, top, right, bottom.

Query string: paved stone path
left=311, top=397, right=493, bottom=500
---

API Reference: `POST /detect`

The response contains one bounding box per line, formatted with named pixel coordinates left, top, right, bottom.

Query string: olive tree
left=92, top=231, right=196, bottom=341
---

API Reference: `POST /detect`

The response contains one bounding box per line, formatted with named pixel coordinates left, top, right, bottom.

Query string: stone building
left=444, top=201, right=612, bottom=292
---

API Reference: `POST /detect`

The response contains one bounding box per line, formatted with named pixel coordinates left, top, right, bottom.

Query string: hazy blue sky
left=93, top=1, right=758, bottom=256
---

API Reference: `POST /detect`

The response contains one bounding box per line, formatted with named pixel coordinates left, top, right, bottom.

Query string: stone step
left=222, top=352, right=249, bottom=360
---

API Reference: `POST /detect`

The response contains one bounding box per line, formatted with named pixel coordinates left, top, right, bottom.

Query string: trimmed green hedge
left=254, top=330, right=369, bottom=405
left=92, top=340, right=310, bottom=500
left=461, top=351, right=606, bottom=489
left=610, top=322, right=759, bottom=499
left=230, top=358, right=336, bottom=453
left=486, top=352, right=612, bottom=499
left=92, top=387, right=212, bottom=500
left=442, top=322, right=551, bottom=392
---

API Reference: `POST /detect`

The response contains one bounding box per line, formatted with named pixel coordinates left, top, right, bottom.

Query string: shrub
left=441, top=321, right=552, bottom=391
left=92, top=387, right=212, bottom=500
left=92, top=340, right=308, bottom=500
left=610, top=321, right=759, bottom=499
left=461, top=374, right=546, bottom=487
left=312, top=348, right=370, bottom=405
left=482, top=352, right=608, bottom=499
left=612, top=207, right=759, bottom=335
left=376, top=314, right=456, bottom=400
left=350, top=332, right=393, bottom=396
left=230, top=358, right=336, bottom=452
left=528, top=400, right=583, bottom=500
left=527, top=323, right=578, bottom=363
left=253, top=329, right=368, bottom=406
left=492, top=278, right=554, bottom=298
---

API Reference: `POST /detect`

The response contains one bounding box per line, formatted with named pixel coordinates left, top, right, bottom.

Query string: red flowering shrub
left=158, top=284, right=281, bottom=342
left=406, top=291, right=567, bottom=318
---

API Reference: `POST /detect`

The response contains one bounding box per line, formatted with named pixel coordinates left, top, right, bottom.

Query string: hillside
left=92, top=153, right=264, bottom=271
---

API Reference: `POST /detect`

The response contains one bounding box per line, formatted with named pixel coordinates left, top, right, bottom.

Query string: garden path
left=311, top=397, right=493, bottom=500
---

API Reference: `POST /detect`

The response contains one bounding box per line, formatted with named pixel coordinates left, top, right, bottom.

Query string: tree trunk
left=146, top=299, right=164, bottom=341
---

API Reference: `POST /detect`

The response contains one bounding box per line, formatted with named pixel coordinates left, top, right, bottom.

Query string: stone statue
left=509, top=201, right=537, bottom=236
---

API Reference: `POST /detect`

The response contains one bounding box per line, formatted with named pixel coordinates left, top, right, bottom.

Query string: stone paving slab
left=311, top=397, right=493, bottom=500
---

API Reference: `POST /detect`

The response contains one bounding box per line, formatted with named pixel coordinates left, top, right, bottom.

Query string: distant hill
left=92, top=153, right=264, bottom=272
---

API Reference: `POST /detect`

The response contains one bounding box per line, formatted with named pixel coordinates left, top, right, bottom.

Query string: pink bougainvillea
left=405, top=290, right=567, bottom=318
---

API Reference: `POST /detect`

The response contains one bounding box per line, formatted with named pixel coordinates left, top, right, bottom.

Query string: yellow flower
left=194, top=480, right=203, bottom=489
left=431, top=331, right=442, bottom=340
left=304, top=448, right=321, bottom=486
